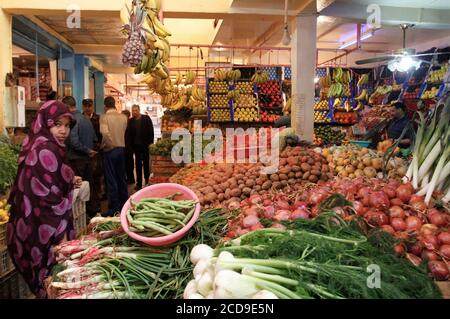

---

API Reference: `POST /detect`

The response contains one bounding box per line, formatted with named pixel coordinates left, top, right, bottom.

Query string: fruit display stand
left=418, top=63, right=449, bottom=107
left=257, top=80, right=283, bottom=124
left=207, top=78, right=234, bottom=123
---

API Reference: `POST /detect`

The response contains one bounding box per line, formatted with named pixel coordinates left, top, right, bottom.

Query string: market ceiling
left=4, top=0, right=450, bottom=75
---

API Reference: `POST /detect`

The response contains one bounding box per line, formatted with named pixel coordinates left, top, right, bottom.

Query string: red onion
left=290, top=209, right=309, bottom=220
left=248, top=194, right=263, bottom=205
left=274, top=210, right=291, bottom=221
left=395, top=184, right=412, bottom=203
left=420, top=224, right=438, bottom=236
left=243, top=207, right=259, bottom=216
left=250, top=223, right=264, bottom=231
left=422, top=234, right=440, bottom=250
left=381, top=225, right=395, bottom=235
left=394, top=232, right=410, bottom=241
left=421, top=250, right=440, bottom=261
left=362, top=195, right=370, bottom=207
left=409, top=195, right=425, bottom=205
left=311, top=205, right=320, bottom=218
left=388, top=205, right=405, bottom=219
left=411, top=201, right=427, bottom=213
left=236, top=228, right=250, bottom=236
left=409, top=242, right=424, bottom=256
left=429, top=213, right=447, bottom=227
left=394, top=244, right=406, bottom=256
left=437, top=231, right=450, bottom=245
left=364, top=210, right=389, bottom=226
left=228, top=200, right=241, bottom=210
left=262, top=206, right=275, bottom=219
left=405, top=216, right=422, bottom=231
left=243, top=215, right=260, bottom=228
left=390, top=198, right=404, bottom=206
left=369, top=191, right=390, bottom=210
left=405, top=253, right=422, bottom=267
left=428, top=261, right=450, bottom=280
left=357, top=187, right=371, bottom=199
left=390, top=217, right=407, bottom=231
left=426, top=208, right=440, bottom=217
left=276, top=200, right=290, bottom=210
left=308, top=190, right=329, bottom=206
left=353, top=201, right=367, bottom=216
left=292, top=201, right=308, bottom=210
left=383, top=186, right=397, bottom=199
left=439, top=244, right=450, bottom=259
left=263, top=199, right=272, bottom=206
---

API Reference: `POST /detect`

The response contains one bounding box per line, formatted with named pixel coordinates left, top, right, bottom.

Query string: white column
left=0, top=9, right=12, bottom=132
left=291, top=12, right=317, bottom=142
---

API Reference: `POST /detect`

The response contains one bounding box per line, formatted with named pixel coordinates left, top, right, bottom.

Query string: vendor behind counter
left=387, top=101, right=414, bottom=149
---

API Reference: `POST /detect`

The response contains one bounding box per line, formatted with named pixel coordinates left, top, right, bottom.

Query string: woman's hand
left=73, top=176, right=82, bottom=188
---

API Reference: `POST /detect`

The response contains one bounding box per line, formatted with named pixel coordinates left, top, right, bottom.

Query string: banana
left=355, top=89, right=368, bottom=101
left=148, top=11, right=171, bottom=38
left=333, top=98, right=341, bottom=108
left=140, top=54, right=149, bottom=73
left=159, top=37, right=171, bottom=62
left=139, top=74, right=153, bottom=84
left=153, top=62, right=169, bottom=79
left=120, top=6, right=130, bottom=26
left=175, top=72, right=182, bottom=85
left=141, top=18, right=157, bottom=43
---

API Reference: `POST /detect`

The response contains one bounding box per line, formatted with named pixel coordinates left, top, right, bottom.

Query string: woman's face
left=50, top=116, right=71, bottom=143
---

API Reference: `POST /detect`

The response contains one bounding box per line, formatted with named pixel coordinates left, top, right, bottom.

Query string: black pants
left=125, top=147, right=135, bottom=183
left=69, top=157, right=100, bottom=217
left=133, top=144, right=150, bottom=187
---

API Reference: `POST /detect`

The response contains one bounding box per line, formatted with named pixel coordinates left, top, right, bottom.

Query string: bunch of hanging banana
left=184, top=71, right=197, bottom=85
left=283, top=98, right=292, bottom=114
left=319, top=75, right=332, bottom=88
left=251, top=71, right=269, bottom=85
left=225, top=70, right=242, bottom=82
left=357, top=73, right=369, bottom=87
left=355, top=89, right=368, bottom=101
left=214, top=69, right=226, bottom=81
left=327, top=82, right=344, bottom=98
left=191, top=86, right=206, bottom=102
left=333, top=68, right=352, bottom=84
left=174, top=72, right=183, bottom=86
left=120, top=0, right=171, bottom=80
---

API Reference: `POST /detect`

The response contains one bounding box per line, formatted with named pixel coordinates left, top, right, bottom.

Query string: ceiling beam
left=25, top=15, right=73, bottom=46
left=320, top=2, right=450, bottom=29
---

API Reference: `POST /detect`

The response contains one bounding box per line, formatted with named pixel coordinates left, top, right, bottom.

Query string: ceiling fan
left=355, top=24, right=446, bottom=68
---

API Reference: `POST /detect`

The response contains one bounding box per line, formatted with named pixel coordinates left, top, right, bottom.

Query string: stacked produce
left=314, top=111, right=331, bottom=123
left=404, top=95, right=450, bottom=205
left=149, top=138, right=178, bottom=156
left=257, top=81, right=281, bottom=96
left=169, top=163, right=214, bottom=185
left=314, top=100, right=328, bottom=111
left=427, top=64, right=448, bottom=84
left=0, top=199, right=10, bottom=223
left=121, top=0, right=171, bottom=86
left=210, top=94, right=229, bottom=108
left=235, top=81, right=254, bottom=94
left=161, top=116, right=190, bottom=133
left=236, top=94, right=257, bottom=108
left=314, top=126, right=345, bottom=145
left=403, top=87, right=421, bottom=100
left=225, top=70, right=242, bottom=82
left=210, top=109, right=231, bottom=122
left=47, top=208, right=231, bottom=299
left=322, top=144, right=407, bottom=179
left=209, top=81, right=228, bottom=94
left=328, top=68, right=352, bottom=98
left=334, top=111, right=357, bottom=124
left=234, top=108, right=259, bottom=122
left=213, top=69, right=227, bottom=82
left=260, top=110, right=281, bottom=123
left=126, top=193, right=197, bottom=237
left=185, top=212, right=442, bottom=299
left=421, top=86, right=440, bottom=100
left=369, top=85, right=393, bottom=104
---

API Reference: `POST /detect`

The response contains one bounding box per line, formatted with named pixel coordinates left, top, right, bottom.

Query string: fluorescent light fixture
left=339, top=32, right=373, bottom=50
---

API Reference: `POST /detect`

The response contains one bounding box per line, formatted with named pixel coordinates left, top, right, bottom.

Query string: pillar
left=94, top=71, right=104, bottom=114
left=0, top=9, right=12, bottom=132
left=73, top=54, right=86, bottom=110
left=291, top=12, right=317, bottom=142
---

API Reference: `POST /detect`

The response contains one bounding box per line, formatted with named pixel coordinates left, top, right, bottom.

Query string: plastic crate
left=350, top=140, right=371, bottom=148
left=0, top=247, right=14, bottom=278
left=72, top=200, right=87, bottom=237
left=0, top=222, right=6, bottom=249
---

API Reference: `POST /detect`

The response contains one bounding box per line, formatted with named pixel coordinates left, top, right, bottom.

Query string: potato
left=301, top=163, right=311, bottom=172
left=254, top=185, right=262, bottom=191
left=238, top=184, right=246, bottom=190
left=218, top=193, right=225, bottom=202
left=280, top=180, right=288, bottom=187
left=280, top=158, right=287, bottom=166
left=307, top=158, right=315, bottom=165
left=310, top=170, right=321, bottom=177
left=288, top=178, right=296, bottom=185
left=291, top=165, right=301, bottom=172
left=279, top=173, right=288, bottom=181
left=295, top=172, right=303, bottom=178
left=245, top=179, right=256, bottom=188
left=272, top=181, right=282, bottom=189
left=288, top=172, right=296, bottom=178
left=308, top=175, right=318, bottom=183
left=279, top=166, right=290, bottom=175
left=303, top=171, right=311, bottom=180
left=242, top=187, right=252, bottom=196
left=321, top=164, right=329, bottom=172
left=230, top=188, right=242, bottom=197
left=262, top=181, right=272, bottom=190
left=270, top=174, right=280, bottom=182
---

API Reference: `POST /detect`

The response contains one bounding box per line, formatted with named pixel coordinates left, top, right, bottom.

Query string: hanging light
left=281, top=0, right=291, bottom=46
left=388, top=55, right=421, bottom=72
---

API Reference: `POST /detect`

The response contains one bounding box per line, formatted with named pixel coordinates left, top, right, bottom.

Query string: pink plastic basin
left=120, top=183, right=201, bottom=246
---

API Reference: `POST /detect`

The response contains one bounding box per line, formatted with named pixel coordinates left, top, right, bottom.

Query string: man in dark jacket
left=122, top=109, right=135, bottom=184
left=126, top=104, right=154, bottom=190
left=62, top=96, right=99, bottom=217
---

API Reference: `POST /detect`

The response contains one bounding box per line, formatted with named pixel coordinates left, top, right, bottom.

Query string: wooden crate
left=151, top=156, right=184, bottom=177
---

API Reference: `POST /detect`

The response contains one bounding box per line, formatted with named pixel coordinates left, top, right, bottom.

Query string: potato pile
left=322, top=145, right=407, bottom=179
left=182, top=146, right=333, bottom=209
